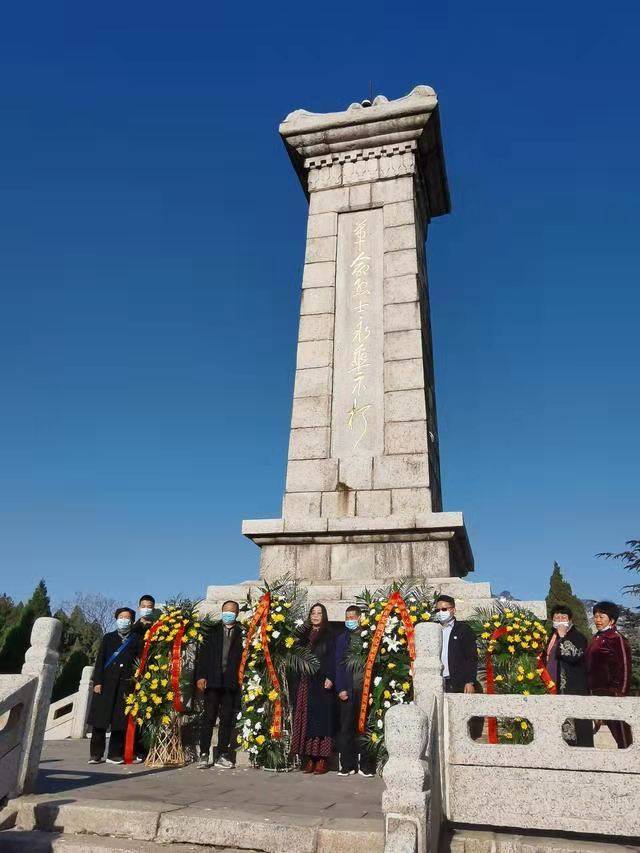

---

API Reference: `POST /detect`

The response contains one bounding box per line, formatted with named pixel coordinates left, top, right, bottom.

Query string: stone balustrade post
left=18, top=616, right=62, bottom=794
left=382, top=703, right=429, bottom=853
left=413, top=622, right=443, bottom=714
left=70, top=665, right=94, bottom=739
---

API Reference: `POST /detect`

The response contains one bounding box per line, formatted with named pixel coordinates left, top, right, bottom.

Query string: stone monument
left=205, top=85, right=494, bottom=619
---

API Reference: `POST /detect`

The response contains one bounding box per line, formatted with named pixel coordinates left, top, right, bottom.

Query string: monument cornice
left=241, top=512, right=474, bottom=577
left=280, top=85, right=450, bottom=217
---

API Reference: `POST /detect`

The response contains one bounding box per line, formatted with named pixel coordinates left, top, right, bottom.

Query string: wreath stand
left=145, top=716, right=185, bottom=768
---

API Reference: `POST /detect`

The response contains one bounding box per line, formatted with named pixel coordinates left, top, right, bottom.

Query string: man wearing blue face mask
left=133, top=594, right=157, bottom=637
left=87, top=607, right=142, bottom=764
left=194, top=600, right=243, bottom=769
left=335, top=605, right=375, bottom=777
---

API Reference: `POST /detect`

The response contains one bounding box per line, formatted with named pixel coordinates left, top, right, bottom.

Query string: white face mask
left=139, top=607, right=153, bottom=618
left=435, top=610, right=453, bottom=624
left=553, top=621, right=571, bottom=631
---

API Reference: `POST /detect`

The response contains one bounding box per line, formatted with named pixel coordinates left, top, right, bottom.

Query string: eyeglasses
left=434, top=607, right=452, bottom=612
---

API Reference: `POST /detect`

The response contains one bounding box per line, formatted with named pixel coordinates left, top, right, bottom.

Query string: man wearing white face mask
left=195, top=600, right=243, bottom=768
left=434, top=595, right=478, bottom=694
left=87, top=607, right=142, bottom=764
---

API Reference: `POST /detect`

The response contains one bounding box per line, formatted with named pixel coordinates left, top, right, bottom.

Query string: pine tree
left=29, top=579, right=51, bottom=618
left=545, top=562, right=590, bottom=639
left=0, top=580, right=53, bottom=674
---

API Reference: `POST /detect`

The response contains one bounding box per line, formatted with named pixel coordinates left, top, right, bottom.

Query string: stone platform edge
left=10, top=795, right=384, bottom=853
left=241, top=511, right=473, bottom=576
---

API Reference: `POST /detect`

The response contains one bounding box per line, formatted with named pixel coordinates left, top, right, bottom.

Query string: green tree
left=597, top=540, right=640, bottom=597
left=0, top=580, right=53, bottom=674
left=52, top=648, right=90, bottom=702
left=545, top=562, right=590, bottom=638
left=52, top=600, right=103, bottom=698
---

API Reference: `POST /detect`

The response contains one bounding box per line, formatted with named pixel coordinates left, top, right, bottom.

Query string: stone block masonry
left=236, top=85, right=473, bottom=592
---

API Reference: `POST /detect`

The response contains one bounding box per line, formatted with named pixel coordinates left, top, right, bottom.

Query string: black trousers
left=90, top=728, right=124, bottom=760
left=337, top=691, right=375, bottom=773
left=444, top=678, right=485, bottom=740
left=200, top=687, right=240, bottom=760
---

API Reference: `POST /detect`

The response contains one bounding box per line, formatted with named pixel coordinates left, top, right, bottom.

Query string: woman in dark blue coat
left=290, top=603, right=336, bottom=774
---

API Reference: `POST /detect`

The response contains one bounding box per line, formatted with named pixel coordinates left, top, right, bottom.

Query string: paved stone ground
left=38, top=740, right=383, bottom=822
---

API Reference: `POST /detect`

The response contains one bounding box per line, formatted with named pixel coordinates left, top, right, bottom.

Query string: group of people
left=86, top=592, right=634, bottom=767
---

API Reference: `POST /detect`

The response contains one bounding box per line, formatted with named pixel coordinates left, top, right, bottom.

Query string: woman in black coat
left=87, top=607, right=142, bottom=764
left=290, top=602, right=336, bottom=774
left=543, top=604, right=593, bottom=747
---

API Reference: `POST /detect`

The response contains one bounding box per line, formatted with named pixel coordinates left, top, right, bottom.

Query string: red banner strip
left=358, top=592, right=416, bottom=735
left=171, top=625, right=186, bottom=713
left=238, top=592, right=283, bottom=740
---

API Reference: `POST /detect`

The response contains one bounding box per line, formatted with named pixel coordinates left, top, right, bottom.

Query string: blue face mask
left=345, top=619, right=359, bottom=631
left=221, top=612, right=237, bottom=625
left=139, top=607, right=153, bottom=618
left=116, top=618, right=131, bottom=633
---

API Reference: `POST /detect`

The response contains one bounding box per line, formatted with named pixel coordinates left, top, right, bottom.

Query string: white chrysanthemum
left=361, top=629, right=368, bottom=637
left=373, top=676, right=382, bottom=687
left=295, top=619, right=304, bottom=627
left=275, top=606, right=282, bottom=612
left=254, top=722, right=262, bottom=731
left=363, top=641, right=369, bottom=649
left=384, top=700, right=391, bottom=709
left=257, top=706, right=265, bottom=714
left=272, top=630, right=280, bottom=639
left=377, top=719, right=384, bottom=729
left=389, top=680, right=396, bottom=688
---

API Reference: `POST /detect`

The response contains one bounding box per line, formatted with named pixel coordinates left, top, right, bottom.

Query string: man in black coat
left=87, top=607, right=142, bottom=764
left=544, top=604, right=593, bottom=747
left=434, top=595, right=478, bottom=693
left=194, top=600, right=244, bottom=769
left=133, top=593, right=158, bottom=637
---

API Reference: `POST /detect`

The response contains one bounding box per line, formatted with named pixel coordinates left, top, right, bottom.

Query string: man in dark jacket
left=133, top=593, right=157, bottom=637
left=434, top=595, right=478, bottom=693
left=586, top=601, right=633, bottom=749
left=335, top=605, right=375, bottom=777
left=543, top=604, right=593, bottom=747
left=88, top=607, right=142, bottom=764
left=195, top=600, right=243, bottom=768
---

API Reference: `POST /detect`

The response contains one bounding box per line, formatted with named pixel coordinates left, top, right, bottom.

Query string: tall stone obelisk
left=205, top=86, right=490, bottom=620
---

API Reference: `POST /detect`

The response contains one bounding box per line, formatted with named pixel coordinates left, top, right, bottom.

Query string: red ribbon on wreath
left=485, top=625, right=557, bottom=743
left=238, top=592, right=283, bottom=739
left=124, top=618, right=188, bottom=763
left=358, top=591, right=416, bottom=735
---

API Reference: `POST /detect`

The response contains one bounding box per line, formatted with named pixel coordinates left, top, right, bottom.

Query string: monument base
left=200, top=576, right=545, bottom=623
left=200, top=510, right=544, bottom=620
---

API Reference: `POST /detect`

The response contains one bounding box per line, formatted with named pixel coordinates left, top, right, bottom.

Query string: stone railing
left=445, top=692, right=640, bottom=837
left=381, top=620, right=640, bottom=849
left=382, top=622, right=443, bottom=853
left=44, top=666, right=93, bottom=741
left=0, top=617, right=61, bottom=800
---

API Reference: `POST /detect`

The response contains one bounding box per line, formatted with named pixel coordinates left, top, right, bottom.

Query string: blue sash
left=104, top=634, right=136, bottom=670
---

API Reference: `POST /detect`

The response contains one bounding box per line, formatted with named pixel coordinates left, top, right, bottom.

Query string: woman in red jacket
left=586, top=601, right=633, bottom=748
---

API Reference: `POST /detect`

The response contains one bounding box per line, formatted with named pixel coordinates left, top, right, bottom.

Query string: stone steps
left=7, top=795, right=384, bottom=853
left=445, top=829, right=640, bottom=852
left=0, top=830, right=233, bottom=852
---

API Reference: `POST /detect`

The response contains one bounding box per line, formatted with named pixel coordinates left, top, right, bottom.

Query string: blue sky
left=1, top=2, right=638, bottom=610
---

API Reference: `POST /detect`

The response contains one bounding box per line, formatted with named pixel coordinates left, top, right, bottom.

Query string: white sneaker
left=214, top=757, right=235, bottom=769
left=106, top=758, right=124, bottom=765
left=359, top=768, right=375, bottom=777
left=338, top=769, right=356, bottom=776
left=87, top=758, right=103, bottom=765
left=133, top=756, right=144, bottom=764
left=197, top=758, right=210, bottom=769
